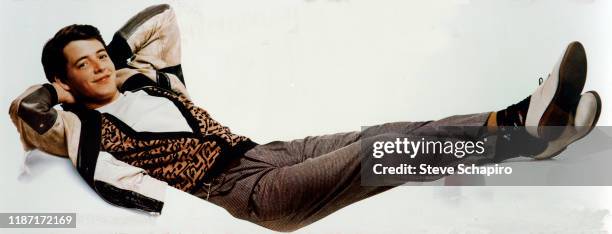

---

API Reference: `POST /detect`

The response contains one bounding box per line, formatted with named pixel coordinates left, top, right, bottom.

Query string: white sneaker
left=525, top=41, right=587, bottom=140
left=533, top=91, right=602, bottom=160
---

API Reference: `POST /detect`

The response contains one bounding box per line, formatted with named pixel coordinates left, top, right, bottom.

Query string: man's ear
left=53, top=76, right=71, bottom=91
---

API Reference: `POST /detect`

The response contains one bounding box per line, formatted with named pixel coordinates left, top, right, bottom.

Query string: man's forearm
left=11, top=84, right=60, bottom=134
left=9, top=84, right=80, bottom=158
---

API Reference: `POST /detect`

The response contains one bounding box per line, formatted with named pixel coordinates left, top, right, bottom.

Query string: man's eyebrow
left=73, top=49, right=107, bottom=65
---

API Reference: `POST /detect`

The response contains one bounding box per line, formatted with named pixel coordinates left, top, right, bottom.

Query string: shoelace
left=501, top=75, right=547, bottom=127
left=539, top=73, right=551, bottom=85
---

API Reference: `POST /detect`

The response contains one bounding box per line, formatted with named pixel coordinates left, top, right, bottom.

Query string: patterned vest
left=71, top=84, right=257, bottom=196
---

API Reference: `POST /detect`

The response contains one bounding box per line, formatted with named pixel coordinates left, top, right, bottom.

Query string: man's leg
left=212, top=88, right=602, bottom=232
left=208, top=89, right=601, bottom=232
left=243, top=113, right=489, bottom=168
left=219, top=113, right=494, bottom=232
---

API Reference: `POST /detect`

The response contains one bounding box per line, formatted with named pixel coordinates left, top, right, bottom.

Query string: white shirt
left=96, top=90, right=192, bottom=133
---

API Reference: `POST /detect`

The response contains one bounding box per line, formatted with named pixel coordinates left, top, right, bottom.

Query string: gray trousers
left=196, top=112, right=493, bottom=232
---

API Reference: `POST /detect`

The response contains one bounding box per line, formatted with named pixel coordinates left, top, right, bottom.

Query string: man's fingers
left=51, top=82, right=76, bottom=104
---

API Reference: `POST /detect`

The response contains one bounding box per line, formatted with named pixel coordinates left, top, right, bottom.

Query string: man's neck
left=84, top=91, right=121, bottom=110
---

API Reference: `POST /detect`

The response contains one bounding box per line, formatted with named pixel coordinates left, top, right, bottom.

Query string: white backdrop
left=1, top=0, right=611, bottom=233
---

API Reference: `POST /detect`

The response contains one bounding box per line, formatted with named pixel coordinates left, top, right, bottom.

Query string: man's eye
left=78, top=62, right=87, bottom=69
left=99, top=54, right=108, bottom=59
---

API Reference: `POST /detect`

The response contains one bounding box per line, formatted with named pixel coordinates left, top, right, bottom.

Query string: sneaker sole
left=537, top=41, right=587, bottom=140
left=534, top=91, right=601, bottom=160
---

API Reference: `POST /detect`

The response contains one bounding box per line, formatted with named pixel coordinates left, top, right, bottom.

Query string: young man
left=8, top=4, right=602, bottom=232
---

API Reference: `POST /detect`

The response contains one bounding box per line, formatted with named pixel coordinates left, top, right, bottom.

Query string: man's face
left=61, top=39, right=118, bottom=104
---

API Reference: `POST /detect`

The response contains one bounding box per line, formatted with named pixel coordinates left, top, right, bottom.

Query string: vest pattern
left=99, top=86, right=252, bottom=193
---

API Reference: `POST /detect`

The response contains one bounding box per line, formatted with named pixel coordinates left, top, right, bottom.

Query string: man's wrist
left=42, top=83, right=59, bottom=105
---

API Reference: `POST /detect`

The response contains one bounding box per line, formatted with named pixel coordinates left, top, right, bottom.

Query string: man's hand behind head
left=52, top=82, right=76, bottom=104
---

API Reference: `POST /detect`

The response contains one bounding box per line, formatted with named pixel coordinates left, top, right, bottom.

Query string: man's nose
left=92, top=59, right=105, bottom=73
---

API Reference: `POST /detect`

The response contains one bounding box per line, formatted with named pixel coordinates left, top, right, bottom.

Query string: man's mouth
left=93, top=74, right=111, bottom=83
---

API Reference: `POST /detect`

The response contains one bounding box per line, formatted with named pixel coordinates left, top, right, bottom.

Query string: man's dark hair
left=41, top=24, right=106, bottom=83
